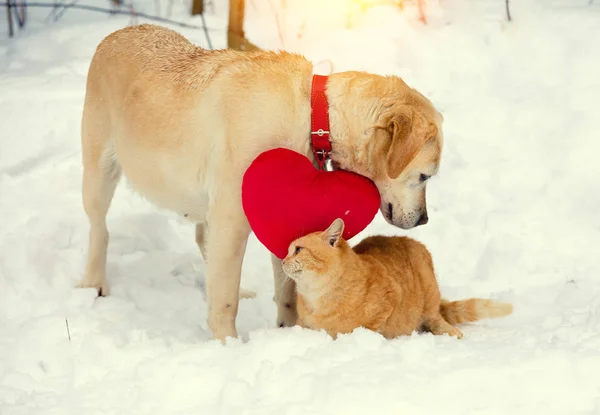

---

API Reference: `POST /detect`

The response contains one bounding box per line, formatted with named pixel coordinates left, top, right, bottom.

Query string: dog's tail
left=440, top=298, right=512, bottom=325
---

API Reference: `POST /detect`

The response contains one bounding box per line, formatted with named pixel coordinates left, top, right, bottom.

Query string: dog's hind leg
left=195, top=222, right=210, bottom=261
left=272, top=255, right=297, bottom=327
left=79, top=95, right=121, bottom=296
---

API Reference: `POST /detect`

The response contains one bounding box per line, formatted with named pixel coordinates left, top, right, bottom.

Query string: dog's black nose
left=416, top=212, right=429, bottom=226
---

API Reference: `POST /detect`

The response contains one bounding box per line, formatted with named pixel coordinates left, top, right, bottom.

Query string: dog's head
left=329, top=74, right=444, bottom=229
left=373, top=100, right=443, bottom=229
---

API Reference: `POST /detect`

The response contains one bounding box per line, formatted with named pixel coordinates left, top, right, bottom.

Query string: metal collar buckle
left=311, top=129, right=329, bottom=137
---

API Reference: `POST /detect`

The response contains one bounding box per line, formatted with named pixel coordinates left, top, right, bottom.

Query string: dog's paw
left=277, top=304, right=298, bottom=328
left=239, top=288, right=256, bottom=299
left=78, top=277, right=110, bottom=297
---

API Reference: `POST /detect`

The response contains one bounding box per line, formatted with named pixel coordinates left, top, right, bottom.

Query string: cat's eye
left=419, top=173, right=431, bottom=183
left=294, top=246, right=303, bottom=255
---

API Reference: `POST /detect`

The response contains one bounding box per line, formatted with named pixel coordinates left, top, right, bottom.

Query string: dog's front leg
left=205, top=210, right=250, bottom=342
left=272, top=254, right=298, bottom=327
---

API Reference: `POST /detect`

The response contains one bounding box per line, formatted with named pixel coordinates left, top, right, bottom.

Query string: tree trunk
left=192, top=0, right=204, bottom=15
left=228, top=0, right=260, bottom=51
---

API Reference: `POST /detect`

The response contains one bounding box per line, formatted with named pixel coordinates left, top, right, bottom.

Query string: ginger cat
left=282, top=219, right=512, bottom=339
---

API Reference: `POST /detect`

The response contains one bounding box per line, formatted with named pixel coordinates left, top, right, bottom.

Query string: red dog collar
left=310, top=74, right=332, bottom=170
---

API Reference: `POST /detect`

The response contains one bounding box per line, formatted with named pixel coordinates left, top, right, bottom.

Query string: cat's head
left=282, top=218, right=349, bottom=284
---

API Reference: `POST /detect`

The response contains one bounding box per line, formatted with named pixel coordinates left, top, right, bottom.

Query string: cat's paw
left=447, top=326, right=463, bottom=339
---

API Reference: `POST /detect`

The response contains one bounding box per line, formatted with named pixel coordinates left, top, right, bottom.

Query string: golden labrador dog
left=79, top=24, right=444, bottom=341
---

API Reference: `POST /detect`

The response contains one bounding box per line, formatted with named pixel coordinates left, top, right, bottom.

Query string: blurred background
left=1, top=1, right=600, bottom=414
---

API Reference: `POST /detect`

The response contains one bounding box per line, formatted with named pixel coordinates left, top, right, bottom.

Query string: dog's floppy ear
left=386, top=109, right=427, bottom=179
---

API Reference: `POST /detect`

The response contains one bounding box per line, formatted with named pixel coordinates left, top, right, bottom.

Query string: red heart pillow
left=242, top=148, right=381, bottom=259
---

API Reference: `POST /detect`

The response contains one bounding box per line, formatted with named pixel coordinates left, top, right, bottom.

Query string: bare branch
left=417, top=0, right=427, bottom=24
left=1, top=2, right=217, bottom=48
left=65, top=319, right=71, bottom=341
left=268, top=0, right=285, bottom=47
left=6, top=0, right=14, bottom=37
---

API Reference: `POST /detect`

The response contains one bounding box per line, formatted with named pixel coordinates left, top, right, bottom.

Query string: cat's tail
left=440, top=298, right=512, bottom=325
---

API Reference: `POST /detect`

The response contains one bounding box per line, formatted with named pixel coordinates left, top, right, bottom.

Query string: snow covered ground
left=1, top=0, right=600, bottom=413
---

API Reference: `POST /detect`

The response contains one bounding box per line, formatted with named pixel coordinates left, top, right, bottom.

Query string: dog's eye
left=294, top=246, right=303, bottom=255
left=419, top=174, right=431, bottom=182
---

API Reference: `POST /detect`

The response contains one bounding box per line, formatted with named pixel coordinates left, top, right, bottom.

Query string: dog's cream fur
left=79, top=24, right=444, bottom=341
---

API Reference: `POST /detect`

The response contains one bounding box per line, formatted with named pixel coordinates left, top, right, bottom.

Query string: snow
left=1, top=0, right=600, bottom=413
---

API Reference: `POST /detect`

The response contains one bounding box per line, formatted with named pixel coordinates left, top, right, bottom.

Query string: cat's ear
left=324, top=218, right=345, bottom=247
